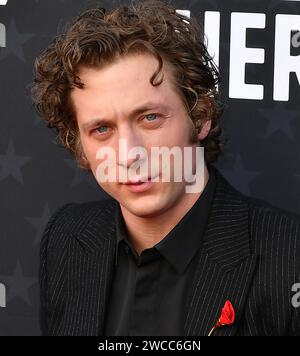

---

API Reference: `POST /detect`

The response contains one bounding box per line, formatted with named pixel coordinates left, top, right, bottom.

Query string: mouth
left=121, top=176, right=158, bottom=193
left=122, top=176, right=156, bottom=185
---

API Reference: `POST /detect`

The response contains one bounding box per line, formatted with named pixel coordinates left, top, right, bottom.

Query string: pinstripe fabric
left=39, top=165, right=300, bottom=336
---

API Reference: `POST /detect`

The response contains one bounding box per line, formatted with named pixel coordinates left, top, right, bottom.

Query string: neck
left=120, top=164, right=210, bottom=255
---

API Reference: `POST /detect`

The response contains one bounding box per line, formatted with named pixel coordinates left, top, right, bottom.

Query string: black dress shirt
left=103, top=166, right=216, bottom=336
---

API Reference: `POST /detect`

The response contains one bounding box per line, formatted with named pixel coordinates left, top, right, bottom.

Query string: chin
left=127, top=203, right=161, bottom=217
left=121, top=197, right=166, bottom=218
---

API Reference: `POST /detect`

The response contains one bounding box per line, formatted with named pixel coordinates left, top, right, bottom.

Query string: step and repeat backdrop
left=0, top=0, right=299, bottom=335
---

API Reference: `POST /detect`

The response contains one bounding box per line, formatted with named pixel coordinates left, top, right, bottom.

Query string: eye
left=144, top=113, right=159, bottom=122
left=94, top=126, right=109, bottom=134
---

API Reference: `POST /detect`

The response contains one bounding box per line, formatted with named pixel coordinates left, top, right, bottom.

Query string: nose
left=116, top=126, right=146, bottom=169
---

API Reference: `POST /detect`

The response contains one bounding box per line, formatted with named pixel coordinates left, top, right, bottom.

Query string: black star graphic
left=268, top=0, right=299, bottom=10
left=219, top=154, right=260, bottom=196
left=187, top=0, right=219, bottom=10
left=26, top=203, right=51, bottom=245
left=33, top=115, right=43, bottom=126
left=0, top=261, right=37, bottom=306
left=257, top=103, right=298, bottom=139
left=0, top=140, right=31, bottom=184
left=0, top=18, right=33, bottom=62
left=35, top=0, right=66, bottom=3
left=65, top=158, right=98, bottom=189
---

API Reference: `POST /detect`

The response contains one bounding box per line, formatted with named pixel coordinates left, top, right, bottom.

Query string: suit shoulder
left=214, top=167, right=300, bottom=225
left=41, top=198, right=116, bottom=250
left=60, top=198, right=116, bottom=222
left=246, top=195, right=300, bottom=226
left=245, top=196, right=300, bottom=268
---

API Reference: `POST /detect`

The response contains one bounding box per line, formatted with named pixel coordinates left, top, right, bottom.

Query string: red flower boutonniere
left=208, top=300, right=235, bottom=336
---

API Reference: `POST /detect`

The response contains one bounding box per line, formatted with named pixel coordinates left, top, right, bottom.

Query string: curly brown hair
left=30, top=0, right=224, bottom=170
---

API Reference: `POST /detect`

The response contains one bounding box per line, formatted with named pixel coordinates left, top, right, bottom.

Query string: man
left=31, top=0, right=300, bottom=335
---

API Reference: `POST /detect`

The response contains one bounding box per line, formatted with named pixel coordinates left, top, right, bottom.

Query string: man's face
left=70, top=52, right=205, bottom=218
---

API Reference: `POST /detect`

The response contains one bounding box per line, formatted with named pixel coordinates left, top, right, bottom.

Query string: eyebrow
left=81, top=101, right=168, bottom=131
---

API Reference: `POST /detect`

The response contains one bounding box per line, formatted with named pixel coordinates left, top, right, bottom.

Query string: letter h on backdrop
left=0, top=0, right=7, bottom=48
left=0, top=283, right=6, bottom=308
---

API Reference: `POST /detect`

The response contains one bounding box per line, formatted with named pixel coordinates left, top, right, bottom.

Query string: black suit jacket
left=40, top=166, right=300, bottom=336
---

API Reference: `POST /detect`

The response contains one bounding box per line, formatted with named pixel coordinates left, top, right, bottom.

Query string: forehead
left=76, top=52, right=176, bottom=90
left=70, top=52, right=182, bottom=119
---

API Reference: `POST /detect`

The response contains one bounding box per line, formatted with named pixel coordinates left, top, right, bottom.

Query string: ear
left=77, top=151, right=91, bottom=171
left=198, top=119, right=212, bottom=141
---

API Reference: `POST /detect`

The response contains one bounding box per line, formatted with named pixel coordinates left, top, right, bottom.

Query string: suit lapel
left=61, top=200, right=117, bottom=336
left=183, top=167, right=258, bottom=336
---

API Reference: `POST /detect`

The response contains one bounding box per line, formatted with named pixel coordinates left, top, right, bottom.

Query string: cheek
left=80, top=136, right=101, bottom=161
left=145, top=124, right=182, bottom=149
left=166, top=117, right=192, bottom=145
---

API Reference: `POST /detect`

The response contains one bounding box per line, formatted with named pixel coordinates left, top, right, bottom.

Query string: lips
left=125, top=182, right=146, bottom=185
left=123, top=176, right=154, bottom=185
left=120, top=175, right=158, bottom=193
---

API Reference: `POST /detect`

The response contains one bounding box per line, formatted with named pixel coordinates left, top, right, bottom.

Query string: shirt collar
left=114, top=165, right=216, bottom=274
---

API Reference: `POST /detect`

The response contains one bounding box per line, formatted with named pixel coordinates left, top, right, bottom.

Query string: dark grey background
left=0, top=0, right=299, bottom=335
